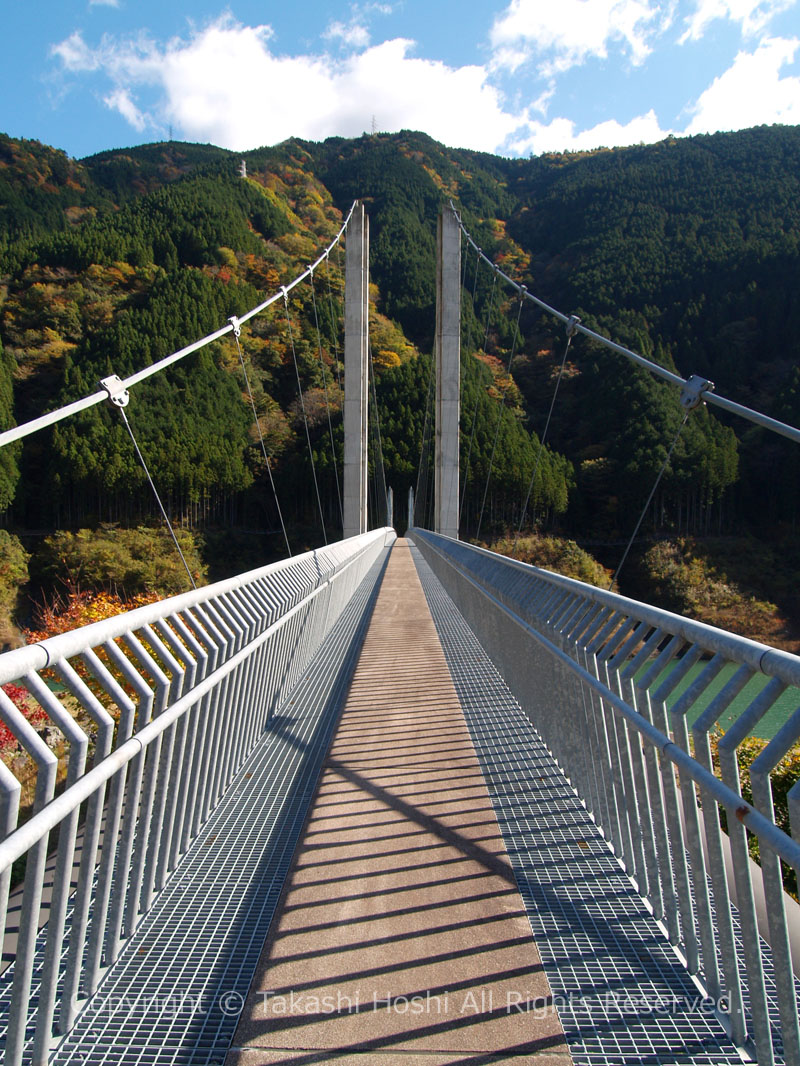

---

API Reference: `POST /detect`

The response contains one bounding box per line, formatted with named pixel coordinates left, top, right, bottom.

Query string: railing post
left=344, top=202, right=369, bottom=538
left=435, top=205, right=460, bottom=539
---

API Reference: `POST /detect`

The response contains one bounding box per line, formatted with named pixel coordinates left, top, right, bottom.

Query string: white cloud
left=323, top=3, right=395, bottom=50
left=324, top=20, right=371, bottom=49
left=680, top=0, right=796, bottom=42
left=530, top=84, right=556, bottom=117
left=685, top=35, right=800, bottom=131
left=54, top=10, right=799, bottom=160
left=490, top=0, right=668, bottom=74
left=89, top=0, right=121, bottom=7
left=505, top=108, right=670, bottom=156
left=104, top=88, right=146, bottom=130
left=51, top=30, right=103, bottom=72
left=50, top=18, right=519, bottom=152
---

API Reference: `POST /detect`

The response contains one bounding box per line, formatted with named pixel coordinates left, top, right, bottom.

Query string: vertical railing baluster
left=0, top=690, right=58, bottom=1066
left=22, top=674, right=89, bottom=1066
left=56, top=658, right=116, bottom=1034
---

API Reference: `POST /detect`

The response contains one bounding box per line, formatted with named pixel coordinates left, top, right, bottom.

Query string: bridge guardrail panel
left=0, top=527, right=394, bottom=1066
left=410, top=527, right=800, bottom=1066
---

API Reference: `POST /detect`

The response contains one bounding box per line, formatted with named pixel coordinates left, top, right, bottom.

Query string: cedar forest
left=2, top=124, right=800, bottom=648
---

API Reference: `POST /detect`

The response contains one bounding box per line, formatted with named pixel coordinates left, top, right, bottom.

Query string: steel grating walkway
left=7, top=541, right=791, bottom=1064
left=35, top=549, right=391, bottom=1066
left=225, top=538, right=570, bottom=1063
left=409, top=543, right=752, bottom=1066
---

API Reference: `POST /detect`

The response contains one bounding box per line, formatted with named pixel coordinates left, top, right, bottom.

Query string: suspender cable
left=309, top=270, right=343, bottom=529
left=413, top=354, right=436, bottom=528
left=459, top=242, right=485, bottom=524
left=99, top=378, right=197, bottom=590
left=368, top=350, right=389, bottom=526
left=367, top=442, right=378, bottom=531
left=609, top=413, right=690, bottom=591
left=284, top=290, right=327, bottom=545
left=367, top=360, right=378, bottom=527
left=325, top=250, right=344, bottom=396
left=228, top=317, right=292, bottom=557
left=119, top=409, right=197, bottom=589
left=460, top=265, right=499, bottom=525
left=475, top=291, right=525, bottom=542
left=513, top=315, right=580, bottom=551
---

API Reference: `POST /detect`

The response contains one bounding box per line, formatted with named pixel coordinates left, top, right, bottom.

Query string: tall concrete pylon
left=343, top=203, right=369, bottom=538
left=435, top=205, right=461, bottom=539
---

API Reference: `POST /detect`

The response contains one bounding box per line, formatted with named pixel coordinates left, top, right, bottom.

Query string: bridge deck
left=44, top=538, right=751, bottom=1066
left=226, top=540, right=570, bottom=1064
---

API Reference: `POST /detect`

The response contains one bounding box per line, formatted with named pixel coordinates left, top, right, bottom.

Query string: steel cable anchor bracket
left=99, top=374, right=130, bottom=409
left=680, top=374, right=714, bottom=411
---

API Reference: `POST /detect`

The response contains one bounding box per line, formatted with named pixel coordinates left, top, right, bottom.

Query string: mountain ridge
left=1, top=123, right=800, bottom=635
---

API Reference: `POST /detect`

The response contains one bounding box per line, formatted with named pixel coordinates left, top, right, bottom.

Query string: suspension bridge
left=0, top=201, right=798, bottom=1066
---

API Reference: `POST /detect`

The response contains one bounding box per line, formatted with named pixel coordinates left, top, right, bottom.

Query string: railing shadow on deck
left=410, top=527, right=800, bottom=1066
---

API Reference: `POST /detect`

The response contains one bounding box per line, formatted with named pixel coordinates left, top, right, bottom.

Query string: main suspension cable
left=447, top=201, right=800, bottom=447
left=0, top=203, right=358, bottom=451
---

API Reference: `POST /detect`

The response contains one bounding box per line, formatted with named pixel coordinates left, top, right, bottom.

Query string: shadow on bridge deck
left=226, top=540, right=570, bottom=1064
left=45, top=538, right=750, bottom=1066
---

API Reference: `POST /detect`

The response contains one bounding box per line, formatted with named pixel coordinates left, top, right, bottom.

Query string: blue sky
left=1, top=0, right=799, bottom=160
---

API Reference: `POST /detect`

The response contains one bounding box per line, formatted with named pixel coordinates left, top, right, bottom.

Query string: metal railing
left=0, top=527, right=394, bottom=1066
left=410, top=528, right=800, bottom=1066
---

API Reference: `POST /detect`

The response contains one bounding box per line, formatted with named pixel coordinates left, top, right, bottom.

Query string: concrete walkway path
left=227, top=540, right=571, bottom=1065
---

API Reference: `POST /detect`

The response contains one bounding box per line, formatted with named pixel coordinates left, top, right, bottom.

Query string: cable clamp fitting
left=228, top=315, right=241, bottom=338
left=100, top=374, right=130, bottom=408
left=680, top=375, right=714, bottom=411
left=281, top=286, right=289, bottom=305
left=566, top=314, right=581, bottom=338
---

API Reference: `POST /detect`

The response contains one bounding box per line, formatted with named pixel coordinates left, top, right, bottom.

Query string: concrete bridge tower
left=343, top=203, right=369, bottom=538
left=435, top=205, right=461, bottom=539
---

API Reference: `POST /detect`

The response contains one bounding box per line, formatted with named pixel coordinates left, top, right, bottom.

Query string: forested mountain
left=301, top=127, right=800, bottom=538
left=1, top=124, right=800, bottom=625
